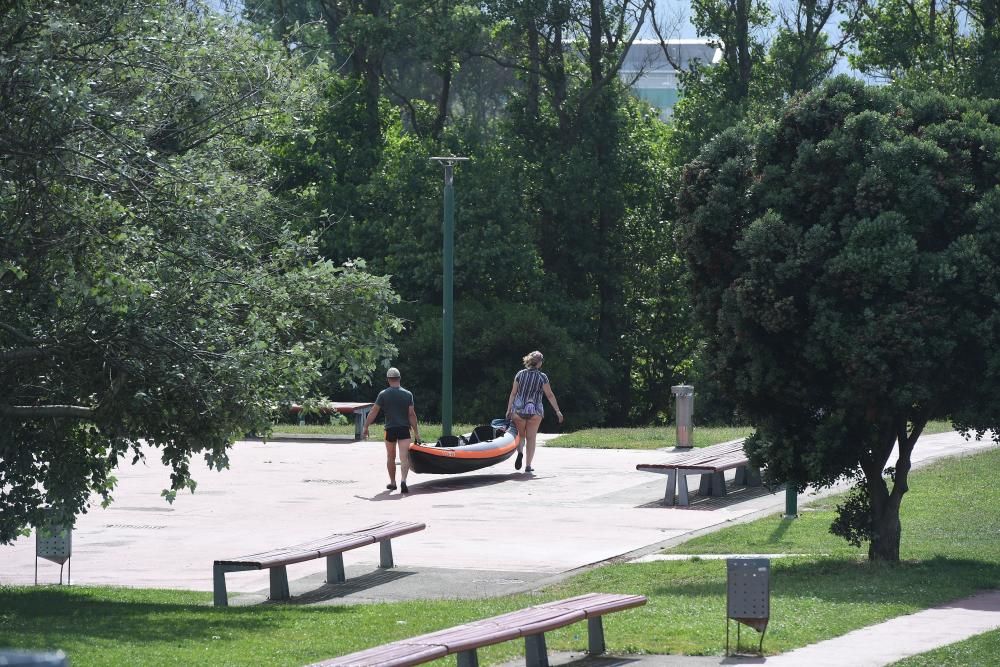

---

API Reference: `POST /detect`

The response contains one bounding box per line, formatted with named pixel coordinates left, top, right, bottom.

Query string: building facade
left=620, top=39, right=723, bottom=119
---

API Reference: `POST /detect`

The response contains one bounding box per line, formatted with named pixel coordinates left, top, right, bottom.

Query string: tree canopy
left=0, top=0, right=400, bottom=543
left=676, top=76, right=1000, bottom=560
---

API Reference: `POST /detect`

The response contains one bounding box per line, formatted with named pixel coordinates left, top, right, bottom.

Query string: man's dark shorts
left=384, top=426, right=411, bottom=442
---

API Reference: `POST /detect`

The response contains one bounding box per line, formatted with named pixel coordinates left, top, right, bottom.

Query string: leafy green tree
left=849, top=0, right=1000, bottom=98
left=676, top=76, right=1000, bottom=561
left=248, top=0, right=505, bottom=139
left=666, top=0, right=857, bottom=164
left=0, top=1, right=400, bottom=543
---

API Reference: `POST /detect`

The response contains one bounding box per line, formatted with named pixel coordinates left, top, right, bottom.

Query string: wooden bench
left=309, top=592, right=647, bottom=667
left=289, top=402, right=375, bottom=440
left=213, top=520, right=425, bottom=607
left=637, top=438, right=761, bottom=506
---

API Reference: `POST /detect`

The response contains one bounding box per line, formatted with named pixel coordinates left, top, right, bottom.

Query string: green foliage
left=393, top=300, right=612, bottom=427
left=2, top=447, right=999, bottom=662
left=676, top=76, right=1000, bottom=560
left=551, top=424, right=754, bottom=449
left=670, top=0, right=845, bottom=165
left=893, top=628, right=1000, bottom=666
left=260, top=4, right=688, bottom=428
left=0, top=1, right=400, bottom=543
left=850, top=0, right=1000, bottom=98
left=829, top=471, right=877, bottom=548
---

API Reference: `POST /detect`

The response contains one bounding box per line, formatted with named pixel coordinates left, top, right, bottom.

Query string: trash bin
left=726, top=557, right=770, bottom=655
left=671, top=384, right=694, bottom=448
left=35, top=523, right=72, bottom=585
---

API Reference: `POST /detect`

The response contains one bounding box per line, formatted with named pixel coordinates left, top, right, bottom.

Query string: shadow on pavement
left=264, top=568, right=417, bottom=605
left=636, top=482, right=781, bottom=511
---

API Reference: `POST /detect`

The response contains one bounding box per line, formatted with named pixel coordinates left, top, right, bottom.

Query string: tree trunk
left=867, top=489, right=902, bottom=561
left=430, top=61, right=453, bottom=140
left=863, top=418, right=919, bottom=562
left=527, top=24, right=539, bottom=121
left=735, top=0, right=752, bottom=100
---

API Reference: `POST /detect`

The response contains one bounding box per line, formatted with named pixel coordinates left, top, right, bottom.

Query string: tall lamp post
left=430, top=156, right=469, bottom=437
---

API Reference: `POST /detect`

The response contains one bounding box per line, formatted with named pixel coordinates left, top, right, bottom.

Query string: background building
left=620, top=39, right=723, bottom=119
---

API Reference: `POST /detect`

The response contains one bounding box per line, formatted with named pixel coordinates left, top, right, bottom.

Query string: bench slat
left=637, top=439, right=748, bottom=474
left=360, top=521, right=427, bottom=542
left=217, top=522, right=426, bottom=569
left=405, top=623, right=522, bottom=652
left=309, top=593, right=647, bottom=667
left=312, top=642, right=448, bottom=667
left=217, top=535, right=375, bottom=568
left=539, top=592, right=648, bottom=617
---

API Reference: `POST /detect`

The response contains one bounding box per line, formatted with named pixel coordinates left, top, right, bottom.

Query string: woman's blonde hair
left=523, top=350, right=544, bottom=368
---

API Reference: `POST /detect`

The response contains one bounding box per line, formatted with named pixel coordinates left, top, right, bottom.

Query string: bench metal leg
left=525, top=633, right=549, bottom=667
left=269, top=565, right=290, bottom=601
left=379, top=539, right=394, bottom=568
left=353, top=407, right=372, bottom=440
left=588, top=616, right=606, bottom=655
left=456, top=649, right=479, bottom=667
left=326, top=553, right=346, bottom=583
left=735, top=466, right=747, bottom=486
left=663, top=470, right=677, bottom=507
left=711, top=471, right=727, bottom=496
left=663, top=470, right=677, bottom=506
left=698, top=473, right=713, bottom=495
left=353, top=411, right=364, bottom=440
left=677, top=474, right=690, bottom=506
left=213, top=564, right=228, bottom=607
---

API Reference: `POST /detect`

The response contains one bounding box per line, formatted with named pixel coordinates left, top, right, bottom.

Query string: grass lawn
left=267, top=422, right=479, bottom=443
left=550, top=419, right=956, bottom=450
left=891, top=628, right=1000, bottom=666
left=2, top=439, right=996, bottom=666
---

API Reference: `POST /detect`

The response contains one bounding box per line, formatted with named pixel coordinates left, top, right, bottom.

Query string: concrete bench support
left=638, top=439, right=762, bottom=507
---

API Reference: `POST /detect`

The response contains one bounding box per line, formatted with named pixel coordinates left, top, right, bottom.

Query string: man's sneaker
left=400, top=481, right=409, bottom=494
left=386, top=482, right=397, bottom=490
left=515, top=452, right=523, bottom=470
left=525, top=466, right=534, bottom=473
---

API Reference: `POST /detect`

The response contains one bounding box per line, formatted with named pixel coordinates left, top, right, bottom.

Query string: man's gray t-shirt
left=375, top=386, right=414, bottom=429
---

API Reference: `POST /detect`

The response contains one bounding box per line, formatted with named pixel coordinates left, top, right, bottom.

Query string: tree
left=849, top=0, right=1000, bottom=98
left=0, top=1, right=401, bottom=543
left=676, top=76, right=1000, bottom=561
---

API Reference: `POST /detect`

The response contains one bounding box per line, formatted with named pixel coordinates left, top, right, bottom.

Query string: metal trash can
left=726, top=557, right=770, bottom=655
left=35, top=524, right=72, bottom=586
left=671, top=384, right=694, bottom=448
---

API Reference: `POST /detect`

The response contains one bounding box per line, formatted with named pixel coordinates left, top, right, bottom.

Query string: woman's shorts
left=515, top=411, right=543, bottom=420
left=384, top=425, right=412, bottom=442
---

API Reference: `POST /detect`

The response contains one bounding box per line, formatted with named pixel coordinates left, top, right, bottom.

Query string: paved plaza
left=2, top=430, right=998, bottom=665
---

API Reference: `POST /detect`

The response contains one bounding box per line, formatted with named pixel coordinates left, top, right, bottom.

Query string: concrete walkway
left=2, top=429, right=997, bottom=666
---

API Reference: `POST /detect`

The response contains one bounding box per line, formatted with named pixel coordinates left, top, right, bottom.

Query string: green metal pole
left=441, top=164, right=454, bottom=437
left=430, top=156, right=467, bottom=438
left=784, top=483, right=798, bottom=518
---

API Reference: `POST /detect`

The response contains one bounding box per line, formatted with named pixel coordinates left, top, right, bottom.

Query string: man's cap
left=386, top=367, right=401, bottom=378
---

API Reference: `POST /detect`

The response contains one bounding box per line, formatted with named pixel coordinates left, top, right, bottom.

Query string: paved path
left=2, top=429, right=997, bottom=666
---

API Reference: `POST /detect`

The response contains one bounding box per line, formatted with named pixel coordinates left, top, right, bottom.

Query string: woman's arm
left=506, top=380, right=519, bottom=417
left=543, top=384, right=563, bottom=423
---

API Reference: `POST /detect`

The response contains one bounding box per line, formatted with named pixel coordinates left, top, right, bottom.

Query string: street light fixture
left=430, top=156, right=469, bottom=437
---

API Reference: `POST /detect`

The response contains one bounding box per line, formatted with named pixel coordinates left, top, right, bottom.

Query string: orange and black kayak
left=408, top=419, right=520, bottom=474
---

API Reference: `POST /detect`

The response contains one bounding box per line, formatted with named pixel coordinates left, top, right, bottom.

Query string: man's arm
left=408, top=404, right=419, bottom=442
left=362, top=404, right=381, bottom=440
